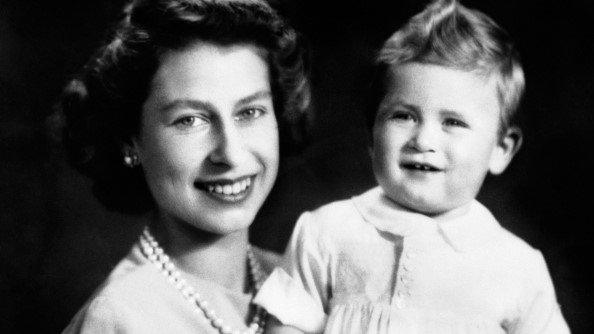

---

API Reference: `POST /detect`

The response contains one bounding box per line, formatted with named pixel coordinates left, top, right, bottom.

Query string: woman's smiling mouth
left=195, top=176, right=253, bottom=202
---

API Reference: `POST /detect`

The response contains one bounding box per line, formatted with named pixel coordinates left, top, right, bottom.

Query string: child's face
left=372, top=63, right=519, bottom=218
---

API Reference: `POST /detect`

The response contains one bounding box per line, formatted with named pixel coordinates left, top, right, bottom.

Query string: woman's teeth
left=207, top=178, right=251, bottom=195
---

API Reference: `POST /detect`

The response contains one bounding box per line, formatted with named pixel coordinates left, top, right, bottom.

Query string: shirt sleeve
left=508, top=250, right=570, bottom=334
left=253, top=212, right=330, bottom=333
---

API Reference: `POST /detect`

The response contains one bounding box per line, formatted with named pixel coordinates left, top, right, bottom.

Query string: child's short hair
left=367, top=0, right=525, bottom=136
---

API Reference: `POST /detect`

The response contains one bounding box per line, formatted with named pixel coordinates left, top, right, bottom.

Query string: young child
left=253, top=0, right=570, bottom=333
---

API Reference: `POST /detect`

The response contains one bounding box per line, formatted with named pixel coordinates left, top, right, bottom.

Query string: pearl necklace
left=139, top=227, right=267, bottom=334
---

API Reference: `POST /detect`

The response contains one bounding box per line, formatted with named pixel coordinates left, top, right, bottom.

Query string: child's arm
left=254, top=212, right=329, bottom=333
left=265, top=317, right=306, bottom=334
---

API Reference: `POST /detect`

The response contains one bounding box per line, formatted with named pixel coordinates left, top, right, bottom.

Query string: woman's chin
left=188, top=211, right=256, bottom=236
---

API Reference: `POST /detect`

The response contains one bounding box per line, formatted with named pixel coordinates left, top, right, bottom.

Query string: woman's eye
left=173, top=116, right=207, bottom=128
left=235, top=107, right=265, bottom=121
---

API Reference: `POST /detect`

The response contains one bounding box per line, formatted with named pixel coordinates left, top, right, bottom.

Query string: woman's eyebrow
left=158, top=90, right=271, bottom=113
left=439, top=109, right=468, bottom=119
left=159, top=99, right=216, bottom=113
left=235, top=90, right=272, bottom=107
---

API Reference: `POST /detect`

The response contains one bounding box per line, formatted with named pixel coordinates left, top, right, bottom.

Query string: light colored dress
left=254, top=187, right=570, bottom=333
left=62, top=243, right=279, bottom=333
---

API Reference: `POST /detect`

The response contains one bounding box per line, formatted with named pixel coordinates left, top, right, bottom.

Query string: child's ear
left=488, top=126, right=523, bottom=175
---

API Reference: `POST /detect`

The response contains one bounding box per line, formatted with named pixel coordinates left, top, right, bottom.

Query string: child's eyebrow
left=380, top=98, right=420, bottom=113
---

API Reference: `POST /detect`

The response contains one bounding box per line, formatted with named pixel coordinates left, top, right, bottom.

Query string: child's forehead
left=385, top=62, right=496, bottom=86
left=382, top=63, right=502, bottom=116
left=385, top=63, right=496, bottom=96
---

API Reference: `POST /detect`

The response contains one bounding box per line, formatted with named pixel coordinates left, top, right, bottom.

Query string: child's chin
left=411, top=204, right=446, bottom=216
left=417, top=202, right=473, bottom=219
left=398, top=195, right=451, bottom=217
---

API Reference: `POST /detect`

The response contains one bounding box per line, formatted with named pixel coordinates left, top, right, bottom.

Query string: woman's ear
left=488, top=126, right=523, bottom=175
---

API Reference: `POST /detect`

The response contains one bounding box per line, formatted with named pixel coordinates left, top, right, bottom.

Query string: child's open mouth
left=401, top=162, right=441, bottom=172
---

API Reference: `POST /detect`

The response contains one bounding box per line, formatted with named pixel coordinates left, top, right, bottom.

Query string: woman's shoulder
left=62, top=289, right=139, bottom=334
left=95, top=245, right=163, bottom=298
left=61, top=246, right=175, bottom=333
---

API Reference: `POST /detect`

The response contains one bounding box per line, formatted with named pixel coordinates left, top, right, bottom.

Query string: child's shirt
left=254, top=187, right=569, bottom=333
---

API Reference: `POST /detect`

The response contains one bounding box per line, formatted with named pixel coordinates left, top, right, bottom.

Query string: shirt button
left=395, top=296, right=406, bottom=309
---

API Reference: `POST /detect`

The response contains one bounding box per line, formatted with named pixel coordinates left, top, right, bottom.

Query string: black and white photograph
left=1, top=0, right=593, bottom=332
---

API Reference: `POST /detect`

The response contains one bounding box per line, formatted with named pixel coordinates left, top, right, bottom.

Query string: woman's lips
left=194, top=176, right=253, bottom=202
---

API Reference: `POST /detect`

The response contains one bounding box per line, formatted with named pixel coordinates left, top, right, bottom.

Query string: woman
left=58, top=0, right=310, bottom=332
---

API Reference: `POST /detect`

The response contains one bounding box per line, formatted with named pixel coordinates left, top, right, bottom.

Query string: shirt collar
left=352, top=187, right=501, bottom=252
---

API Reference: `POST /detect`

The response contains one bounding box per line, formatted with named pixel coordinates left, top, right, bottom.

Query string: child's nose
left=407, top=123, right=438, bottom=152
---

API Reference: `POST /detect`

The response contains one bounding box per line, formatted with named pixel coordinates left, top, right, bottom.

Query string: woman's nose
left=208, top=123, right=247, bottom=167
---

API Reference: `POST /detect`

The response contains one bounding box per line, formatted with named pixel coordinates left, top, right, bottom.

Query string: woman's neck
left=148, top=212, right=250, bottom=294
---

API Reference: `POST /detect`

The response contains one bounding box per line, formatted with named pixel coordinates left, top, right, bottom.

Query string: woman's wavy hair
left=56, top=0, right=311, bottom=212
left=366, top=0, right=525, bottom=138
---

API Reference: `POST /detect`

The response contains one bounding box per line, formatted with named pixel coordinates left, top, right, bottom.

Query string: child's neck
left=429, top=203, right=472, bottom=222
left=397, top=200, right=473, bottom=222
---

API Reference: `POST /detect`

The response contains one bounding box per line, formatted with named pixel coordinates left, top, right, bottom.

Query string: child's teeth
left=223, top=185, right=232, bottom=195
left=232, top=182, right=241, bottom=194
left=215, top=185, right=223, bottom=193
left=410, top=163, right=430, bottom=170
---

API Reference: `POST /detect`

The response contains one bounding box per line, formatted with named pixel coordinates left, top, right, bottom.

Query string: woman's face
left=134, top=41, right=279, bottom=235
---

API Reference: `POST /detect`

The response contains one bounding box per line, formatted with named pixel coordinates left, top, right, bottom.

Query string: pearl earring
left=123, top=152, right=139, bottom=167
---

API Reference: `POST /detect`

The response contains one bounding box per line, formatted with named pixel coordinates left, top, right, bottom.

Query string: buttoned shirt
left=254, top=187, right=569, bottom=333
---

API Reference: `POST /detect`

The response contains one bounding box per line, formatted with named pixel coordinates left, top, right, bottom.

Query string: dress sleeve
left=508, top=251, right=570, bottom=334
left=253, top=212, right=330, bottom=333
left=61, top=296, right=128, bottom=334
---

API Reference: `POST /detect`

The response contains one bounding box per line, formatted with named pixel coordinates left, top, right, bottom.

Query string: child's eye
left=389, top=112, right=415, bottom=122
left=173, top=115, right=208, bottom=128
left=443, top=118, right=468, bottom=128
left=235, top=107, right=266, bottom=121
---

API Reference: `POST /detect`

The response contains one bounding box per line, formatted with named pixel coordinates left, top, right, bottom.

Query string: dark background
left=1, top=0, right=593, bottom=332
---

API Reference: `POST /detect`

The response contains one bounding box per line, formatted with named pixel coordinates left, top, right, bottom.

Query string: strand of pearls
left=139, top=227, right=267, bottom=334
